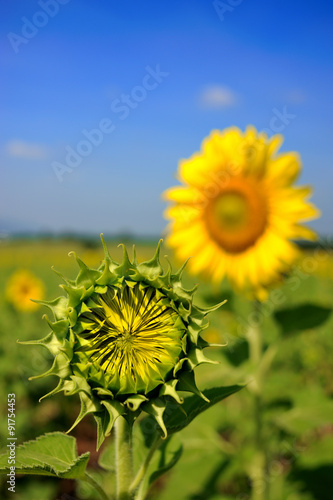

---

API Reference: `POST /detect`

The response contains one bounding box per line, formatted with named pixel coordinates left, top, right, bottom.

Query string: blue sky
left=1, top=0, right=333, bottom=236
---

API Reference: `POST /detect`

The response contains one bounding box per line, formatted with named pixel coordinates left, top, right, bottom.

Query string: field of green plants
left=1, top=237, right=333, bottom=500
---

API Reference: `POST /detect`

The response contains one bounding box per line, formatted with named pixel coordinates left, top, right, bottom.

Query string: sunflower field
left=3, top=0, right=333, bottom=497
left=0, top=232, right=332, bottom=500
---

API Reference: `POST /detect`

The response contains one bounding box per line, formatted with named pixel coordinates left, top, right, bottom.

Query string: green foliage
left=0, top=432, right=89, bottom=478
left=148, top=440, right=183, bottom=487
left=1, top=240, right=333, bottom=500
left=274, top=303, right=332, bottom=334
left=163, top=385, right=244, bottom=436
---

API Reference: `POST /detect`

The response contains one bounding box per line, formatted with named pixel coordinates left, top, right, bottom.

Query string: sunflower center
left=205, top=176, right=268, bottom=253
left=75, top=285, right=183, bottom=394
left=213, top=193, right=248, bottom=230
left=115, top=330, right=135, bottom=352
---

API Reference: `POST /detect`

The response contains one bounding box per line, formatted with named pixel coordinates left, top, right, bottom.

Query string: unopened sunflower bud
left=21, top=236, right=224, bottom=447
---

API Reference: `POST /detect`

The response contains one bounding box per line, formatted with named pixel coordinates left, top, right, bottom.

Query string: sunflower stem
left=115, top=416, right=133, bottom=500
left=248, top=301, right=269, bottom=500
left=130, top=434, right=161, bottom=495
left=83, top=472, right=111, bottom=500
left=134, top=480, right=147, bottom=500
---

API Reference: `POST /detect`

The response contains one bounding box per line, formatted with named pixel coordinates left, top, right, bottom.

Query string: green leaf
left=0, top=432, right=90, bottom=479
left=297, top=436, right=333, bottom=468
left=274, top=398, right=333, bottom=435
left=163, top=385, right=244, bottom=436
left=148, top=437, right=183, bottom=486
left=274, top=304, right=332, bottom=335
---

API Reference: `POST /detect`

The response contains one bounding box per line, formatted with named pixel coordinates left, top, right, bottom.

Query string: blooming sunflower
left=6, top=269, right=45, bottom=311
left=23, top=236, right=222, bottom=448
left=163, top=126, right=320, bottom=299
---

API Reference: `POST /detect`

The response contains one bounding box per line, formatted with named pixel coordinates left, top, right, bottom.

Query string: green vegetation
left=0, top=238, right=332, bottom=500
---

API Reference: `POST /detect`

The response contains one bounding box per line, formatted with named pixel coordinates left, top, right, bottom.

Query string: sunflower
left=5, top=269, right=45, bottom=311
left=76, top=284, right=182, bottom=395
left=163, top=126, right=320, bottom=299
left=23, top=237, right=222, bottom=447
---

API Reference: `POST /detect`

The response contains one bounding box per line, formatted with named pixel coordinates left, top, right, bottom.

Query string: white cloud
left=285, top=89, right=307, bottom=105
left=199, top=85, right=238, bottom=109
left=5, top=140, right=48, bottom=159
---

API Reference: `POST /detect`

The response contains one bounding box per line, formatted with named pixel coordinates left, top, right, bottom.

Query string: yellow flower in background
left=5, top=269, right=45, bottom=311
left=163, top=126, right=320, bottom=300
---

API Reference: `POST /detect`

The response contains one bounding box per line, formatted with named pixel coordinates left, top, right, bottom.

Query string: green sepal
left=18, top=332, right=61, bottom=356
left=181, top=333, right=188, bottom=354
left=143, top=398, right=167, bottom=438
left=39, top=379, right=66, bottom=402
left=167, top=259, right=198, bottom=303
left=124, top=279, right=136, bottom=288
left=173, top=357, right=188, bottom=376
left=77, top=301, right=91, bottom=315
left=69, top=251, right=101, bottom=288
left=80, top=285, right=95, bottom=301
left=43, top=315, right=69, bottom=337
left=196, top=299, right=227, bottom=314
left=67, top=307, right=78, bottom=327
left=51, top=266, right=76, bottom=286
left=172, top=283, right=198, bottom=304
left=172, top=258, right=190, bottom=281
left=92, top=399, right=127, bottom=448
left=94, top=411, right=110, bottom=451
left=29, top=351, right=71, bottom=380
left=187, top=318, right=208, bottom=344
left=197, top=336, right=225, bottom=349
left=115, top=244, right=134, bottom=277
left=94, top=400, right=125, bottom=451
left=177, top=301, right=191, bottom=322
left=63, top=375, right=92, bottom=397
left=67, top=391, right=101, bottom=433
left=177, top=370, right=209, bottom=403
left=100, top=233, right=119, bottom=273
left=159, top=379, right=184, bottom=404
left=189, top=306, right=206, bottom=325
left=124, top=394, right=148, bottom=411
left=102, top=400, right=126, bottom=430
left=187, top=348, right=219, bottom=369
left=32, top=296, right=68, bottom=321
left=93, top=387, right=114, bottom=398
left=94, top=285, right=108, bottom=294
left=95, top=261, right=116, bottom=285
left=59, top=284, right=83, bottom=309
left=136, top=239, right=163, bottom=280
left=132, top=245, right=138, bottom=266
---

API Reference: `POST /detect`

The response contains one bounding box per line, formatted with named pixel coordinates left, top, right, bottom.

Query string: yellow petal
left=291, top=224, right=319, bottom=241
left=164, top=205, right=201, bottom=223
left=163, top=186, right=203, bottom=204
left=267, top=153, right=301, bottom=186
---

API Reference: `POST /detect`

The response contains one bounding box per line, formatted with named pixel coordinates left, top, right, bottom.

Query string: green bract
left=24, top=236, right=223, bottom=448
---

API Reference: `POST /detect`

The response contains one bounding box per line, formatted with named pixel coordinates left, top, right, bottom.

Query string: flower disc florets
left=75, top=284, right=182, bottom=395
left=24, top=236, right=222, bottom=447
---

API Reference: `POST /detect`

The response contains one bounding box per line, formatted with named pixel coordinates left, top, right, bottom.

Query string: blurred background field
left=0, top=236, right=332, bottom=500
